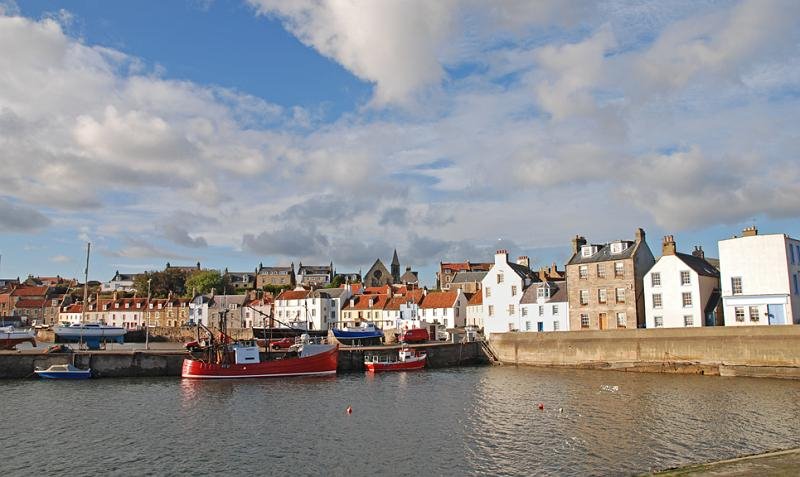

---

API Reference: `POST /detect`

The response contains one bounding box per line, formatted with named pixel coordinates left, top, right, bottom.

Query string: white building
left=518, top=281, right=569, bottom=332
left=274, top=288, right=352, bottom=331
left=481, top=250, right=535, bottom=336
left=419, top=289, right=469, bottom=329
left=466, top=292, right=484, bottom=328
left=644, top=236, right=722, bottom=328
left=100, top=271, right=136, bottom=293
left=719, top=227, right=800, bottom=326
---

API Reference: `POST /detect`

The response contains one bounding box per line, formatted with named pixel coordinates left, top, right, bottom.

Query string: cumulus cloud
left=0, top=198, right=51, bottom=232
left=100, top=238, right=191, bottom=260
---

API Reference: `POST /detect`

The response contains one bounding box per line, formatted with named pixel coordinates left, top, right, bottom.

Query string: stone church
left=363, top=250, right=401, bottom=287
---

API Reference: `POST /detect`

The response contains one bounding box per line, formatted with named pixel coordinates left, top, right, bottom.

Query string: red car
left=399, top=328, right=429, bottom=344
left=268, top=337, right=295, bottom=350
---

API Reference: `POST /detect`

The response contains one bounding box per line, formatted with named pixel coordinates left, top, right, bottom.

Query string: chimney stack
left=572, top=235, right=587, bottom=254
left=662, top=235, right=676, bottom=256
left=692, top=246, right=705, bottom=259
left=635, top=227, right=646, bottom=243
left=742, top=226, right=758, bottom=237
left=516, top=256, right=530, bottom=268
left=495, top=249, right=509, bottom=264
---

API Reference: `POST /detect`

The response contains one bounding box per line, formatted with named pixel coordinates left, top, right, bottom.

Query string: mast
left=81, top=243, right=90, bottom=324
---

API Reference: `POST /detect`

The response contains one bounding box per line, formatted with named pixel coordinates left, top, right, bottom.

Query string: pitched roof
left=11, top=286, right=48, bottom=297
left=519, top=281, right=568, bottom=304
left=704, top=289, right=722, bottom=314
left=400, top=270, right=418, bottom=283
left=276, top=290, right=311, bottom=301
left=15, top=298, right=47, bottom=308
left=467, top=292, right=483, bottom=306
left=343, top=294, right=389, bottom=310
left=420, top=291, right=459, bottom=309
left=567, top=242, right=637, bottom=265
left=309, top=288, right=348, bottom=299
left=451, top=271, right=488, bottom=283
left=675, top=252, right=720, bottom=278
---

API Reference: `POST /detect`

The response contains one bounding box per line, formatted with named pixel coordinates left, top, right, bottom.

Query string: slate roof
left=450, top=271, right=488, bottom=283
left=704, top=289, right=722, bottom=314
left=519, top=281, right=568, bottom=304
left=567, top=243, right=637, bottom=265
left=507, top=262, right=535, bottom=280
left=258, top=266, right=293, bottom=273
left=309, top=288, right=348, bottom=299
left=675, top=253, right=720, bottom=278
left=400, top=270, right=419, bottom=283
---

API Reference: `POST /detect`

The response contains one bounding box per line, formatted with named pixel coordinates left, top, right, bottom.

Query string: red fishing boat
left=364, top=346, right=426, bottom=372
left=181, top=334, right=338, bottom=379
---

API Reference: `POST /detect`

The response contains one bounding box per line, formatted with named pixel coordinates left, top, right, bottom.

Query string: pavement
left=652, top=448, right=800, bottom=476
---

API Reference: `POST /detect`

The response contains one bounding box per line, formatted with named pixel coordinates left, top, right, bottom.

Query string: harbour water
left=3, top=367, right=800, bottom=476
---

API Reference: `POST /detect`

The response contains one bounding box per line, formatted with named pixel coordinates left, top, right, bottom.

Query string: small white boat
left=34, top=363, right=92, bottom=380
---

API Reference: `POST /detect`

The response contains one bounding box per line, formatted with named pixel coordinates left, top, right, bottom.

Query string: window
left=611, top=242, right=626, bottom=254
left=497, top=273, right=504, bottom=284
left=682, top=292, right=692, bottom=307
left=525, top=321, right=532, bottom=331
left=579, top=265, right=588, bottom=279
left=731, top=277, right=742, bottom=295
left=485, top=287, right=491, bottom=298
left=488, top=305, right=494, bottom=317
left=735, top=307, right=745, bottom=322
left=580, top=313, right=589, bottom=328
left=538, top=305, right=544, bottom=316
left=616, top=312, right=626, bottom=328
left=680, top=271, right=691, bottom=286
left=581, top=245, right=593, bottom=257
left=684, top=315, right=693, bottom=326
left=596, top=264, right=606, bottom=278
left=552, top=305, right=559, bottom=315
left=522, top=307, right=528, bottom=317
left=580, top=290, right=589, bottom=305
left=615, top=288, right=625, bottom=303
left=794, top=274, right=799, bottom=295
left=511, top=285, right=517, bottom=297
left=749, top=306, right=759, bottom=322
left=598, top=288, right=607, bottom=304
left=508, top=305, right=515, bottom=315
left=537, top=287, right=550, bottom=299
left=652, top=293, right=662, bottom=308
left=654, top=316, right=663, bottom=327
left=651, top=272, right=661, bottom=287
left=553, top=321, right=560, bottom=331
left=615, top=262, right=624, bottom=278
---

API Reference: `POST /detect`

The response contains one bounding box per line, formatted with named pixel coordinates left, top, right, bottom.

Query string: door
left=768, top=304, right=785, bottom=325
left=537, top=322, right=544, bottom=332
left=599, top=313, right=607, bottom=330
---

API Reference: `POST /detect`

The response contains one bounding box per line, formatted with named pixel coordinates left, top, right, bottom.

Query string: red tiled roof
left=64, top=303, right=83, bottom=313
left=385, top=290, right=424, bottom=310
left=343, top=294, right=389, bottom=310
left=442, top=263, right=471, bottom=272
left=467, top=292, right=482, bottom=306
left=364, top=286, right=391, bottom=295
left=277, top=290, right=311, bottom=301
left=420, top=291, right=458, bottom=309
left=14, top=298, right=47, bottom=308
left=11, top=286, right=48, bottom=297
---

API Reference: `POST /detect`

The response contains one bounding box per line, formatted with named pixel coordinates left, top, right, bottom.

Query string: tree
left=185, top=270, right=223, bottom=296
left=134, top=269, right=188, bottom=298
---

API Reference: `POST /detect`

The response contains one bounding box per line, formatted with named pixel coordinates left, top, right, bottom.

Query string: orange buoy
left=538, top=403, right=544, bottom=410
left=346, top=406, right=352, bottom=414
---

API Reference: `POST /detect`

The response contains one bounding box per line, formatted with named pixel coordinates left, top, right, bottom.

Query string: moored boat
left=332, top=322, right=384, bottom=345
left=53, top=322, right=126, bottom=349
left=0, top=326, right=36, bottom=350
left=182, top=335, right=338, bottom=379
left=34, top=363, right=92, bottom=379
left=364, top=346, right=426, bottom=372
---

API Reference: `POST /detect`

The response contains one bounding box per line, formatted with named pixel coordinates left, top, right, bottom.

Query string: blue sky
left=0, top=0, right=798, bottom=286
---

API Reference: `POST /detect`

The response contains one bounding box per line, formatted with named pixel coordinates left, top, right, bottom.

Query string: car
left=269, top=337, right=295, bottom=350
left=399, top=328, right=429, bottom=344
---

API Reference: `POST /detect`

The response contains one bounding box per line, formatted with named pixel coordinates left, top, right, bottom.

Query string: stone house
left=444, top=271, right=487, bottom=293
left=565, top=228, right=655, bottom=330
left=256, top=263, right=295, bottom=289
left=296, top=263, right=334, bottom=286
left=436, top=261, right=492, bottom=290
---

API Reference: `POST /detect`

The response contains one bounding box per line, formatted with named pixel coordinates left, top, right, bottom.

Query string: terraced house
left=566, top=228, right=655, bottom=330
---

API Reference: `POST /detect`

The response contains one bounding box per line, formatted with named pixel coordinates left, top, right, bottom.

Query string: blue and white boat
left=34, top=363, right=92, bottom=380
left=332, top=322, right=384, bottom=345
left=53, top=323, right=126, bottom=350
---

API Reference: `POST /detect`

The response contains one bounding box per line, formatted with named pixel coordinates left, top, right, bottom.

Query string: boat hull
left=0, top=336, right=36, bottom=350
left=182, top=345, right=339, bottom=379
left=34, top=370, right=92, bottom=379
left=365, top=356, right=426, bottom=372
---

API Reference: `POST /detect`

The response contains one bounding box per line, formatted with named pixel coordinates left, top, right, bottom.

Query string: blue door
left=537, top=322, right=544, bottom=332
left=768, top=304, right=785, bottom=325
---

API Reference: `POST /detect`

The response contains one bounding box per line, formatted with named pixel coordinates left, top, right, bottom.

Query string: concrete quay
left=489, top=326, right=800, bottom=379
left=0, top=341, right=489, bottom=378
left=651, top=447, right=800, bottom=476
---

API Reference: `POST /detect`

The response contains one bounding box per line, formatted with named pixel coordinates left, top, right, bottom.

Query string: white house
left=100, top=271, right=136, bottom=293
left=59, top=303, right=83, bottom=325
left=644, top=236, right=722, bottom=328
left=275, top=288, right=353, bottom=331
left=719, top=227, right=800, bottom=326
left=274, top=289, right=313, bottom=329
left=419, top=289, right=469, bottom=329
left=481, top=250, right=535, bottom=336
left=518, top=281, right=569, bottom=332
left=466, top=292, right=484, bottom=328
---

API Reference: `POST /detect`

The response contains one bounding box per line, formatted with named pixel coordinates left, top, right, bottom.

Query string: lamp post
left=145, top=278, right=152, bottom=350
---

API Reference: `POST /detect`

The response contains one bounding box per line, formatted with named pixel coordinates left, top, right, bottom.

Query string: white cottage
left=481, top=250, right=535, bottom=336
left=518, top=281, right=569, bottom=332
left=644, top=236, right=722, bottom=328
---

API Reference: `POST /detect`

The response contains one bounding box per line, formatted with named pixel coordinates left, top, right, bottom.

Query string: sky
left=0, top=0, right=798, bottom=287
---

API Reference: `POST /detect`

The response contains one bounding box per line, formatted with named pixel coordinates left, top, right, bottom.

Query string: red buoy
left=346, top=406, right=352, bottom=414
left=538, top=403, right=544, bottom=410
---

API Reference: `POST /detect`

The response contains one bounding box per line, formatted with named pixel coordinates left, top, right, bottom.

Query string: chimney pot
left=742, top=226, right=758, bottom=237
left=662, top=235, right=676, bottom=256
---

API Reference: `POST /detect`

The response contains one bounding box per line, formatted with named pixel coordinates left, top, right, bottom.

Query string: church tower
left=391, top=249, right=400, bottom=284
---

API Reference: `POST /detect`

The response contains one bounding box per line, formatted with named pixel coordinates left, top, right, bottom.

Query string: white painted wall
left=518, top=300, right=569, bottom=332
left=481, top=251, right=528, bottom=336
left=643, top=255, right=719, bottom=328
left=419, top=290, right=468, bottom=328
left=719, top=233, right=799, bottom=326
left=466, top=303, right=483, bottom=328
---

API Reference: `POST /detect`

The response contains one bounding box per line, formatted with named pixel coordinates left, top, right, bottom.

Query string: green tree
left=185, top=270, right=224, bottom=296
left=134, top=269, right=189, bottom=298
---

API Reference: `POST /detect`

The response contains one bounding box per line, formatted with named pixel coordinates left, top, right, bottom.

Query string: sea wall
left=489, top=326, right=800, bottom=378
left=0, top=342, right=487, bottom=379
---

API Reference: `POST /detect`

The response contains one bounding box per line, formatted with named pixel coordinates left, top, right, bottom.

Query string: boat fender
left=346, top=406, right=352, bottom=415
left=538, top=403, right=544, bottom=410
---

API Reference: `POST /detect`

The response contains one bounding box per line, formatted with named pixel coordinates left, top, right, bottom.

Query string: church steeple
left=391, top=249, right=400, bottom=284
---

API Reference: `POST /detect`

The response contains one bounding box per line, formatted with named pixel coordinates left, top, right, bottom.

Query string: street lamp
left=145, top=278, right=152, bottom=350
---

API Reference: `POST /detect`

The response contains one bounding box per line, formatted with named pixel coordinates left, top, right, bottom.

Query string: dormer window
left=610, top=241, right=629, bottom=254
left=537, top=287, right=551, bottom=299
left=581, top=245, right=594, bottom=257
